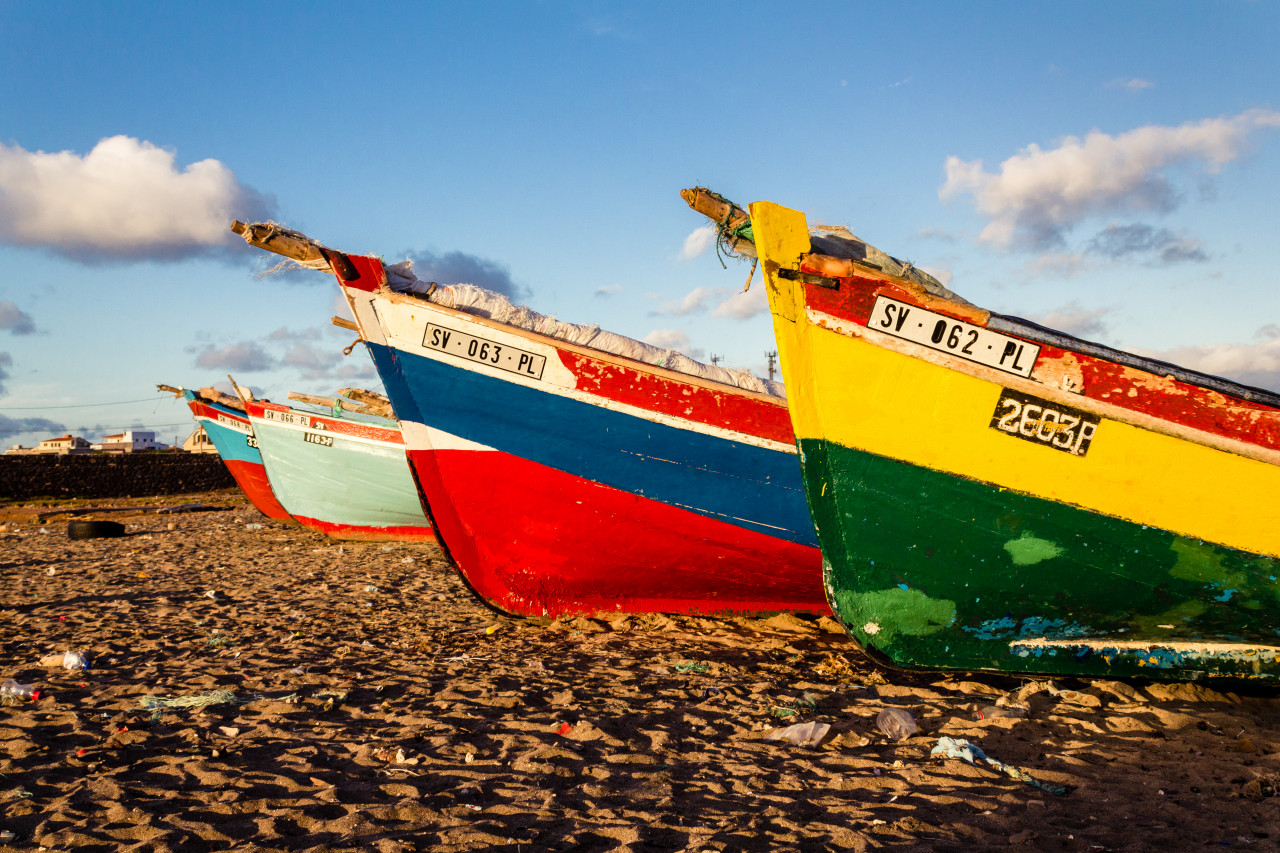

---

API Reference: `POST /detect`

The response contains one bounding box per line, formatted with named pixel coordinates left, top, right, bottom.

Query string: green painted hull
left=802, top=437, right=1280, bottom=680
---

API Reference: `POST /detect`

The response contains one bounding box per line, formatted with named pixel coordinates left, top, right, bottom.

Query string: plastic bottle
left=0, top=679, right=39, bottom=700
left=974, top=705, right=1027, bottom=720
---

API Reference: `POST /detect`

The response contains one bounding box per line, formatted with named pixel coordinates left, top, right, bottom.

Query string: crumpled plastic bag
left=876, top=707, right=918, bottom=741
left=764, top=721, right=831, bottom=747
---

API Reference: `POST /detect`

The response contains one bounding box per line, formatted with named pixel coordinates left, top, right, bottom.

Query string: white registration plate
left=265, top=409, right=312, bottom=427
left=215, top=413, right=251, bottom=435
left=870, top=296, right=1039, bottom=378
left=424, top=324, right=545, bottom=380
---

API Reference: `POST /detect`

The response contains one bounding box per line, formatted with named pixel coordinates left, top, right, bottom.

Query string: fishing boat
left=160, top=384, right=292, bottom=522
left=734, top=196, right=1280, bottom=680
left=230, top=221, right=827, bottom=618
left=242, top=392, right=436, bottom=542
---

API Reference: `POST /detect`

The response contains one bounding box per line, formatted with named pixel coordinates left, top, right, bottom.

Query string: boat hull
left=335, top=256, right=827, bottom=618
left=184, top=394, right=292, bottom=521
left=246, top=401, right=435, bottom=542
left=751, top=200, right=1280, bottom=680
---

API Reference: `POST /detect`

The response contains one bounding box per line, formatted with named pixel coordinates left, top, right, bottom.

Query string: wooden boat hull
left=335, top=255, right=828, bottom=618
left=183, top=392, right=292, bottom=521
left=751, top=200, right=1280, bottom=680
left=245, top=400, right=436, bottom=542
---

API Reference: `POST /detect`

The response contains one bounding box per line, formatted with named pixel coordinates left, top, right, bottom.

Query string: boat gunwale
left=373, top=284, right=794, bottom=410
left=800, top=260, right=1280, bottom=412
left=250, top=399, right=404, bottom=445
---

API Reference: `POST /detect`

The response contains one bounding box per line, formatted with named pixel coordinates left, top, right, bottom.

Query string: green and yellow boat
left=719, top=195, right=1280, bottom=680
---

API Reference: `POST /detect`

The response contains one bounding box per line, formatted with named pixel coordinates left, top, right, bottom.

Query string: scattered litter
left=204, top=590, right=222, bottom=601
left=0, top=830, right=14, bottom=843
left=139, top=688, right=242, bottom=720
left=556, top=722, right=573, bottom=735
left=931, top=736, right=1068, bottom=796
left=46, top=567, right=56, bottom=576
left=218, top=726, right=240, bottom=738
left=244, top=523, right=264, bottom=530
left=463, top=804, right=482, bottom=811
left=1242, top=775, right=1280, bottom=800
left=0, top=679, right=39, bottom=702
left=1046, top=682, right=1102, bottom=708
left=876, top=707, right=918, bottom=741
left=675, top=661, right=710, bottom=674
left=289, top=666, right=309, bottom=676
left=485, top=625, right=501, bottom=636
left=438, top=655, right=492, bottom=663
left=974, top=705, right=1026, bottom=720
left=764, top=721, right=831, bottom=747
left=1010, top=829, right=1038, bottom=845
left=40, top=650, right=90, bottom=670
left=365, top=585, right=378, bottom=592
left=156, top=503, right=221, bottom=514
left=401, top=556, right=415, bottom=564
left=770, top=706, right=798, bottom=719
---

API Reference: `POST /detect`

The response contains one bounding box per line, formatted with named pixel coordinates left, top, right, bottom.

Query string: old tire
left=67, top=520, right=125, bottom=540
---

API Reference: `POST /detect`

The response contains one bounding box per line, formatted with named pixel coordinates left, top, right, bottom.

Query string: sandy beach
left=2, top=492, right=1280, bottom=852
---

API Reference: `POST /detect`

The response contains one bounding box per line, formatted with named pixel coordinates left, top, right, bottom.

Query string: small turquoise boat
left=244, top=395, right=435, bottom=542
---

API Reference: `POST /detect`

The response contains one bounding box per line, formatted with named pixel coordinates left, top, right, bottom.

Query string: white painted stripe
left=399, top=419, right=496, bottom=453
left=372, top=295, right=797, bottom=455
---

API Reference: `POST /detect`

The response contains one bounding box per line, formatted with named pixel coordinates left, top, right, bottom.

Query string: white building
left=93, top=430, right=166, bottom=453
left=4, top=434, right=92, bottom=455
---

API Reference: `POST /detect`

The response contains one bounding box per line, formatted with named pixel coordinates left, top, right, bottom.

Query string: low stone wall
left=0, top=453, right=235, bottom=500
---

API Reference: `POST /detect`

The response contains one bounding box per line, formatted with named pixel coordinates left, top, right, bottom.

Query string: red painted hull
left=410, top=446, right=829, bottom=617
left=224, top=458, right=293, bottom=522
left=291, top=513, right=437, bottom=543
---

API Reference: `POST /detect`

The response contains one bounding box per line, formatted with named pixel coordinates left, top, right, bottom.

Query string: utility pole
left=709, top=354, right=722, bottom=367
left=765, top=350, right=778, bottom=382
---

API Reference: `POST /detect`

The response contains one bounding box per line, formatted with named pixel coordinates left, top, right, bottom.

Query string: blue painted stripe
left=185, top=392, right=263, bottom=466
left=369, top=342, right=816, bottom=546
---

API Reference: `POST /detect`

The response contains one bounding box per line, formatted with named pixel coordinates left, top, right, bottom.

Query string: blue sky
left=2, top=1, right=1278, bottom=447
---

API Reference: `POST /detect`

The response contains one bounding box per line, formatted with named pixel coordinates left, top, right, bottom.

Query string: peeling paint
left=833, top=587, right=956, bottom=644
left=1011, top=637, right=1280, bottom=671
left=1004, top=533, right=1064, bottom=566
left=964, top=615, right=1094, bottom=641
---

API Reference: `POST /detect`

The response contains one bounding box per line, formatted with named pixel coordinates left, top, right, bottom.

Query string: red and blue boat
left=232, top=222, right=828, bottom=618
left=164, top=384, right=292, bottom=522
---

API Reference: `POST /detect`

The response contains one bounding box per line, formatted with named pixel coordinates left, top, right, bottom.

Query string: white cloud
left=679, top=224, right=717, bottom=260
left=651, top=285, right=726, bottom=317
left=192, top=341, right=276, bottom=372
left=1106, top=77, right=1154, bottom=92
left=641, top=328, right=704, bottom=359
left=939, top=109, right=1280, bottom=250
left=595, top=284, right=623, bottom=297
left=0, top=300, right=36, bottom=335
left=712, top=285, right=769, bottom=321
left=0, top=135, right=275, bottom=262
left=918, top=265, right=953, bottom=289
left=1151, top=329, right=1280, bottom=393
left=1027, top=302, right=1113, bottom=341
